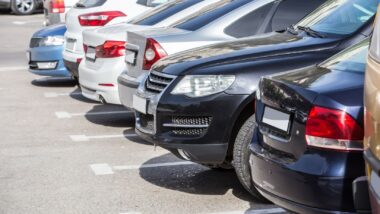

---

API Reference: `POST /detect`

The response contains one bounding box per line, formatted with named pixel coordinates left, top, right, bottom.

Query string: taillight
left=83, top=44, right=88, bottom=53
left=50, top=0, right=65, bottom=13
left=78, top=11, right=126, bottom=26
left=95, top=41, right=125, bottom=58
left=143, top=38, right=167, bottom=70
left=305, top=106, right=364, bottom=151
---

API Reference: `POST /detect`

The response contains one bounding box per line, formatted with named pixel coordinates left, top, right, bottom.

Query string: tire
left=233, top=114, right=268, bottom=202
left=11, top=0, right=37, bottom=15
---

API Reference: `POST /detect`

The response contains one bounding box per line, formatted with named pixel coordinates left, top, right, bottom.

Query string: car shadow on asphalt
left=84, top=104, right=135, bottom=128
left=123, top=129, right=153, bottom=146
left=138, top=153, right=268, bottom=204
left=31, top=77, right=77, bottom=87
left=0, top=8, right=43, bottom=15
left=67, top=87, right=101, bottom=104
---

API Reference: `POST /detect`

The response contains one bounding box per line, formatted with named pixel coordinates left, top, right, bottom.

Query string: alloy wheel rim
left=15, top=0, right=34, bottom=13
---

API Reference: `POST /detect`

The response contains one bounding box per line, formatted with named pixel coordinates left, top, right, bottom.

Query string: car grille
left=30, top=38, right=41, bottom=48
left=145, top=71, right=175, bottom=93
left=164, top=116, right=212, bottom=136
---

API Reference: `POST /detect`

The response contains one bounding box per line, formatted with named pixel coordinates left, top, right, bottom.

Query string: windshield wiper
left=286, top=25, right=298, bottom=35
left=297, top=26, right=325, bottom=38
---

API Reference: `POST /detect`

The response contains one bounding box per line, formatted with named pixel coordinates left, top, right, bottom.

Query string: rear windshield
left=320, top=39, right=369, bottom=73
left=74, top=0, right=106, bottom=8
left=296, top=0, right=379, bottom=36
left=129, top=0, right=202, bottom=25
left=172, top=0, right=251, bottom=31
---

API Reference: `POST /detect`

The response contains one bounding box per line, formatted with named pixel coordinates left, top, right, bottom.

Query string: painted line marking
left=55, top=110, right=130, bottom=119
left=0, top=66, right=27, bottom=72
left=90, top=163, right=114, bottom=175
left=113, top=161, right=196, bottom=171
left=119, top=212, right=141, bottom=214
left=208, top=208, right=286, bottom=214
left=44, top=92, right=82, bottom=98
left=90, top=161, right=196, bottom=175
left=70, top=133, right=137, bottom=142
left=12, top=20, right=42, bottom=25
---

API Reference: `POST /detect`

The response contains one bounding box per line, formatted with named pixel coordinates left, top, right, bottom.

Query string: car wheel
left=233, top=114, right=267, bottom=201
left=11, top=0, right=37, bottom=15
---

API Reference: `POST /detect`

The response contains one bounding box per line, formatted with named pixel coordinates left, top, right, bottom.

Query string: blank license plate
left=125, top=50, right=137, bottom=65
left=86, top=47, right=96, bottom=61
left=262, top=107, right=290, bottom=132
left=133, top=95, right=147, bottom=114
left=66, top=39, right=76, bottom=51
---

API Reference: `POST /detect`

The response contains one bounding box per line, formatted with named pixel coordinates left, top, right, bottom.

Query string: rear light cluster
left=305, top=106, right=364, bottom=151
left=143, top=38, right=167, bottom=70
left=84, top=41, right=125, bottom=59
left=50, top=0, right=65, bottom=13
left=78, top=11, right=126, bottom=26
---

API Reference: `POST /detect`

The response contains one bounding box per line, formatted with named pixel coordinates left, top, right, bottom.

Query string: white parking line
left=44, top=92, right=82, bottom=98
left=55, top=110, right=130, bottom=119
left=90, top=161, right=196, bottom=175
left=119, top=212, right=141, bottom=214
left=70, top=133, right=137, bottom=142
left=208, top=208, right=286, bottom=214
left=0, top=66, right=27, bottom=72
left=113, top=161, right=196, bottom=171
left=12, top=20, right=42, bottom=25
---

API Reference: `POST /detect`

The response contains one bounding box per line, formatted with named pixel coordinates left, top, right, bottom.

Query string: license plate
left=262, top=107, right=290, bottom=132
left=66, top=39, right=76, bottom=51
left=125, top=49, right=137, bottom=65
left=86, top=47, right=96, bottom=61
left=133, top=94, right=147, bottom=114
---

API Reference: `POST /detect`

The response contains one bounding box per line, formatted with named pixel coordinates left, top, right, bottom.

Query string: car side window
left=271, top=0, right=324, bottom=31
left=224, top=2, right=274, bottom=38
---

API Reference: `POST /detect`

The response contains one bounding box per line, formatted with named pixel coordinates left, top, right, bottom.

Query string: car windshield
left=320, top=39, right=369, bottom=73
left=129, top=0, right=202, bottom=25
left=74, top=0, right=106, bottom=8
left=296, top=0, right=378, bottom=36
left=171, top=0, right=252, bottom=31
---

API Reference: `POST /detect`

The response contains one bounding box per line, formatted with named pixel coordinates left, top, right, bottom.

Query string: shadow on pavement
left=31, top=77, right=77, bottom=87
left=0, top=8, right=43, bottom=15
left=123, top=128, right=152, bottom=146
left=139, top=153, right=260, bottom=203
left=84, top=104, right=135, bottom=127
left=68, top=87, right=99, bottom=104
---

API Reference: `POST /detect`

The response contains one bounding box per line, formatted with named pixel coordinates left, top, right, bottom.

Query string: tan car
left=362, top=8, right=380, bottom=214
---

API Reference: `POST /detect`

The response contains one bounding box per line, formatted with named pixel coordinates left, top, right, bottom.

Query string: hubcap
left=15, top=0, right=34, bottom=13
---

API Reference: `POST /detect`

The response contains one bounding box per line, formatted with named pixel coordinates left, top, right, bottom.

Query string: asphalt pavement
left=0, top=11, right=286, bottom=214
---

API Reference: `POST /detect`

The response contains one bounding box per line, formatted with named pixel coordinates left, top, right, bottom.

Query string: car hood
left=33, top=24, right=66, bottom=37
left=153, top=32, right=340, bottom=76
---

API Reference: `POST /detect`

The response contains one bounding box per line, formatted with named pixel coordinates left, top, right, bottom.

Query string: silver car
left=118, top=0, right=326, bottom=109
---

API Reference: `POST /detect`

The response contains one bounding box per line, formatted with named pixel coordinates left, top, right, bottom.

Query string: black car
left=132, top=0, right=376, bottom=198
left=249, top=39, right=369, bottom=213
left=0, top=0, right=42, bottom=15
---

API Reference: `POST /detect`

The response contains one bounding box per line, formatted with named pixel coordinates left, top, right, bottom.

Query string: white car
left=62, top=0, right=166, bottom=81
left=43, top=0, right=78, bottom=25
left=79, top=0, right=220, bottom=105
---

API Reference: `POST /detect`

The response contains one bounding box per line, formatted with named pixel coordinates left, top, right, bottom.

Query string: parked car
left=79, top=0, right=226, bottom=105
left=42, top=0, right=78, bottom=26
left=62, top=0, right=167, bottom=81
left=27, top=24, right=70, bottom=77
left=118, top=0, right=326, bottom=109
left=249, top=39, right=369, bottom=213
left=0, top=0, right=43, bottom=15
left=352, top=7, right=380, bottom=214
left=131, top=0, right=376, bottom=199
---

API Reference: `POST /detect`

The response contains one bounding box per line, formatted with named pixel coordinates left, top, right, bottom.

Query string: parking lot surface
left=0, top=12, right=286, bottom=214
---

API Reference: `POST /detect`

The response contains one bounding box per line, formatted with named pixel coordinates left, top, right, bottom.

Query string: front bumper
left=78, top=58, right=123, bottom=105
left=27, top=45, right=70, bottom=77
left=133, top=75, right=249, bottom=164
left=249, top=127, right=364, bottom=213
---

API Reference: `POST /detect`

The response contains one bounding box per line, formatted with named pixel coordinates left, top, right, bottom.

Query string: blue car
left=27, top=24, right=70, bottom=77
left=249, top=39, right=369, bottom=214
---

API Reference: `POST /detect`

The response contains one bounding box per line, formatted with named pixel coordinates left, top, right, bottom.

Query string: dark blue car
left=27, top=24, right=69, bottom=77
left=249, top=39, right=369, bottom=213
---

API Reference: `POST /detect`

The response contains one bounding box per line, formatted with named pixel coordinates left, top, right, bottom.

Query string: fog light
left=37, top=62, right=57, bottom=69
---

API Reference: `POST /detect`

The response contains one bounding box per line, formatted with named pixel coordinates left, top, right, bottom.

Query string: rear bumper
left=78, top=59, right=123, bottom=105
left=117, top=72, right=147, bottom=109
left=249, top=127, right=365, bottom=213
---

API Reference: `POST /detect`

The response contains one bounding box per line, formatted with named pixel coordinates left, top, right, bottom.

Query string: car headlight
left=171, top=75, right=235, bottom=97
left=39, top=36, right=65, bottom=46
